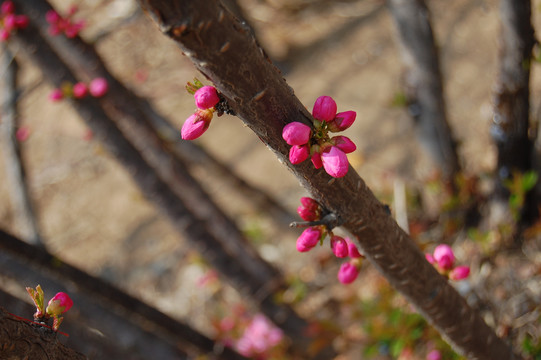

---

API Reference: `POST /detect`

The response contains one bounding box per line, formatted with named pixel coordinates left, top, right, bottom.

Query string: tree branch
left=137, top=1, right=519, bottom=358
left=388, top=0, right=460, bottom=181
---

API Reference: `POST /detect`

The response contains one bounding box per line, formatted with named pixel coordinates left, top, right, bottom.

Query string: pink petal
left=433, top=244, right=455, bottom=270
left=331, top=236, right=349, bottom=258
left=337, top=262, right=360, bottom=284
left=321, top=146, right=349, bottom=178
left=282, top=122, right=311, bottom=146
left=312, top=95, right=337, bottom=122
left=328, top=111, right=356, bottom=132
left=449, top=266, right=470, bottom=280
left=289, top=144, right=309, bottom=164
left=331, top=135, right=356, bottom=153
left=181, top=110, right=212, bottom=140
left=89, top=77, right=109, bottom=97
left=194, top=85, right=220, bottom=110
left=311, top=152, right=323, bottom=169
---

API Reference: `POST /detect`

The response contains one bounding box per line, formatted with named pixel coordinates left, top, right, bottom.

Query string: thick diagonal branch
left=137, top=1, right=519, bottom=358
left=9, top=8, right=333, bottom=358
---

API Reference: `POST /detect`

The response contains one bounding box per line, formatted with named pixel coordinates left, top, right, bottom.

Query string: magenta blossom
left=289, top=144, right=310, bottom=164
left=338, top=262, right=360, bottom=284
left=433, top=244, right=455, bottom=270
left=89, top=77, right=109, bottom=97
left=181, top=109, right=213, bottom=140
left=312, top=95, right=337, bottom=122
left=426, top=349, right=442, bottom=360
left=346, top=238, right=362, bottom=258
left=72, top=82, right=88, bottom=99
left=321, top=146, right=349, bottom=178
left=194, top=85, right=219, bottom=110
left=296, top=227, right=322, bottom=252
left=297, top=197, right=320, bottom=221
left=49, top=88, right=64, bottom=102
left=328, top=110, right=356, bottom=132
left=449, top=265, right=470, bottom=280
left=331, top=236, right=348, bottom=258
left=331, top=135, right=356, bottom=154
left=46, top=292, right=73, bottom=317
left=282, top=122, right=311, bottom=146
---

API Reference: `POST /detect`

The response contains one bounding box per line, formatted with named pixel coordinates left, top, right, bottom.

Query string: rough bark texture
left=388, top=0, right=460, bottom=180
left=0, top=48, right=43, bottom=246
left=492, top=0, right=536, bottom=220
left=9, top=5, right=333, bottom=358
left=137, top=1, right=519, bottom=358
left=0, top=229, right=248, bottom=360
left=0, top=306, right=88, bottom=360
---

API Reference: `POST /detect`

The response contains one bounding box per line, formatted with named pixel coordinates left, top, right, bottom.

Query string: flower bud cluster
left=49, top=77, right=109, bottom=102
left=282, top=96, right=357, bottom=178
left=46, top=5, right=85, bottom=38
left=425, top=244, right=470, bottom=281
left=295, top=197, right=363, bottom=284
left=26, top=285, right=73, bottom=331
left=0, top=1, right=28, bottom=42
left=181, top=84, right=221, bottom=140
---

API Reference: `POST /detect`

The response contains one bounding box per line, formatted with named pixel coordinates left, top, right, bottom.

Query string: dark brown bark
left=137, top=1, right=520, bottom=358
left=0, top=47, right=43, bottom=246
left=492, top=0, right=536, bottom=220
left=8, top=7, right=333, bottom=358
left=388, top=0, right=460, bottom=181
left=0, top=229, right=244, bottom=360
left=0, top=306, right=88, bottom=360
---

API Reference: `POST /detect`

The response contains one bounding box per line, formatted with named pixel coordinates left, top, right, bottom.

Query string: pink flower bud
left=300, top=197, right=319, bottom=211
left=46, top=292, right=73, bottom=316
left=289, top=144, right=309, bottom=164
left=346, top=238, right=362, bottom=258
left=282, top=122, right=311, bottom=146
left=297, top=206, right=317, bottom=221
left=49, top=88, right=64, bottom=102
left=449, top=266, right=470, bottom=280
left=311, top=152, right=323, bottom=169
left=14, top=15, right=28, bottom=29
left=426, top=350, right=442, bottom=360
left=433, top=244, right=455, bottom=270
left=0, top=28, right=10, bottom=42
left=337, top=262, right=360, bottom=284
left=425, top=253, right=435, bottom=264
left=1, top=1, right=14, bottom=15
left=72, top=82, right=88, bottom=99
left=181, top=109, right=213, bottom=140
left=3, top=14, right=16, bottom=31
left=331, top=135, right=356, bottom=154
left=321, top=146, right=349, bottom=178
left=328, top=111, right=356, bottom=132
left=331, top=236, right=348, bottom=258
left=194, top=85, right=219, bottom=110
left=312, top=95, right=337, bottom=122
left=296, top=227, right=321, bottom=252
left=89, top=77, right=108, bottom=97
left=45, top=10, right=60, bottom=24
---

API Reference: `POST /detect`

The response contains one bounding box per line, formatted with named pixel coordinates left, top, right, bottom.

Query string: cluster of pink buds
left=181, top=80, right=222, bottom=140
left=0, top=1, right=28, bottom=42
left=425, top=244, right=470, bottom=281
left=26, top=285, right=73, bottom=331
left=46, top=5, right=85, bottom=38
left=235, top=314, right=283, bottom=358
left=295, top=197, right=363, bottom=284
left=282, top=96, right=357, bottom=178
left=49, top=77, right=109, bottom=102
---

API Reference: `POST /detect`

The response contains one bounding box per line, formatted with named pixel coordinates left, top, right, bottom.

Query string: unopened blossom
left=181, top=109, right=213, bottom=140
left=449, top=265, right=470, bottom=280
left=331, top=135, right=356, bottom=154
left=312, top=95, right=337, bottom=122
left=282, top=122, right=311, bottom=146
left=346, top=238, right=362, bottom=258
left=0, top=1, right=27, bottom=42
left=328, top=110, right=356, bottom=132
left=89, top=77, right=108, bottom=97
left=1, top=1, right=14, bottom=14
left=433, top=244, right=455, bottom=270
left=46, top=292, right=73, bottom=317
left=297, top=197, right=320, bottom=221
left=289, top=144, right=310, bottom=164
left=331, top=236, right=348, bottom=258
left=46, top=8, right=85, bottom=38
left=311, top=152, right=323, bottom=169
left=194, top=85, right=219, bottom=110
left=296, top=227, right=322, bottom=252
left=321, top=146, right=349, bottom=178
left=72, top=82, right=88, bottom=98
left=49, top=88, right=64, bottom=102
left=337, top=262, right=360, bottom=284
